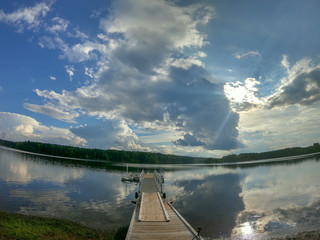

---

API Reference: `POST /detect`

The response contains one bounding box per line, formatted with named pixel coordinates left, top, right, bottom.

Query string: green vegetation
left=0, top=139, right=319, bottom=164
left=0, top=210, right=127, bottom=240
left=0, top=139, right=204, bottom=164
left=205, top=143, right=320, bottom=163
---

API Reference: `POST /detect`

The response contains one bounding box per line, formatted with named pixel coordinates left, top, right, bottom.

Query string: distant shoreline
left=0, top=145, right=111, bottom=164
left=1, top=145, right=319, bottom=167
left=1, top=139, right=319, bottom=164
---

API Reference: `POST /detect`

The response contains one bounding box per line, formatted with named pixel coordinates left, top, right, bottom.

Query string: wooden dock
left=125, top=171, right=202, bottom=240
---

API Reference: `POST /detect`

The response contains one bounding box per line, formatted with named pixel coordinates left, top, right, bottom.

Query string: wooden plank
left=126, top=171, right=201, bottom=239
left=127, top=202, right=199, bottom=239
left=125, top=203, right=138, bottom=240
left=143, top=173, right=154, bottom=178
left=138, top=193, right=144, bottom=222
left=139, top=192, right=167, bottom=222
left=156, top=192, right=170, bottom=222
left=167, top=202, right=203, bottom=239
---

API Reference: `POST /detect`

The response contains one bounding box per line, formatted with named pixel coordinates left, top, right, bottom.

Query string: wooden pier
left=125, top=171, right=202, bottom=240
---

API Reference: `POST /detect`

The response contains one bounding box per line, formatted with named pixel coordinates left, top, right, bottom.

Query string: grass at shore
left=0, top=211, right=128, bottom=240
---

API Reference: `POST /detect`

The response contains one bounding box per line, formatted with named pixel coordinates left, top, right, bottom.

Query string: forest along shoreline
left=1, top=139, right=320, bottom=165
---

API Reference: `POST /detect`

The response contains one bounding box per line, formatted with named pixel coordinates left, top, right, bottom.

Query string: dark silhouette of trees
left=0, top=139, right=319, bottom=164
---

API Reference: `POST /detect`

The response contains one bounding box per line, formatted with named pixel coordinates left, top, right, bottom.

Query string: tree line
left=205, top=143, right=320, bottom=163
left=0, top=139, right=319, bottom=164
left=0, top=139, right=204, bottom=164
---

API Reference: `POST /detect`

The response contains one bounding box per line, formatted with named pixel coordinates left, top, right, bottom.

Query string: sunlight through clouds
left=224, top=78, right=263, bottom=111
left=0, top=0, right=319, bottom=156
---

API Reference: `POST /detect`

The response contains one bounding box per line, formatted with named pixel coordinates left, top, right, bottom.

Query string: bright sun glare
left=240, top=222, right=253, bottom=235
left=224, top=78, right=262, bottom=107
left=224, top=84, right=248, bottom=103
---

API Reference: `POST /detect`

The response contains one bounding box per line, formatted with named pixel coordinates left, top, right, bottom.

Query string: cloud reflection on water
left=0, top=148, right=137, bottom=228
left=164, top=158, right=320, bottom=239
left=1, top=148, right=320, bottom=237
left=0, top=148, right=84, bottom=184
left=167, top=170, right=245, bottom=238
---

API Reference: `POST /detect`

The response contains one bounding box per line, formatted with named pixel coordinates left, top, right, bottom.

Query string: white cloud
left=235, top=51, right=261, bottom=60
left=267, top=57, right=320, bottom=108
left=102, top=0, right=212, bottom=50
left=0, top=2, right=51, bottom=32
left=224, top=78, right=263, bottom=111
left=84, top=67, right=94, bottom=78
left=238, top=103, right=320, bottom=152
left=281, top=54, right=290, bottom=70
left=100, top=0, right=213, bottom=73
left=24, top=103, right=79, bottom=123
left=39, top=35, right=68, bottom=50
left=61, top=41, right=107, bottom=62
left=170, top=57, right=204, bottom=70
left=25, top=0, right=243, bottom=151
left=49, top=75, right=56, bottom=80
left=71, top=29, right=88, bottom=39
left=47, top=17, right=69, bottom=34
left=70, top=119, right=147, bottom=151
left=226, top=56, right=320, bottom=113
left=0, top=112, right=86, bottom=146
left=197, top=51, right=207, bottom=58
left=65, top=65, right=74, bottom=81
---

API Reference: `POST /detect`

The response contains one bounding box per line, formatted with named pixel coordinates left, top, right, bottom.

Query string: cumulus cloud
left=100, top=0, right=213, bottom=73
left=267, top=58, right=320, bottom=108
left=0, top=2, right=51, bottom=32
left=70, top=119, right=146, bottom=151
left=224, top=78, right=263, bottom=111
left=174, top=133, right=205, bottom=147
left=25, top=0, right=243, bottom=151
left=61, top=41, right=107, bottom=62
left=0, top=112, right=86, bottom=146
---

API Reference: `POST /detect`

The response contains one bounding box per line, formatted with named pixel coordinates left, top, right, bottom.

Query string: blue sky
left=0, top=0, right=320, bottom=157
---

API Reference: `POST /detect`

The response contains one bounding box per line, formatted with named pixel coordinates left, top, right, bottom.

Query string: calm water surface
left=1, top=146, right=320, bottom=239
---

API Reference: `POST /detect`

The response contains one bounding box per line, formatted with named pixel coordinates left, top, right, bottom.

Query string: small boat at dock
left=121, top=164, right=140, bottom=182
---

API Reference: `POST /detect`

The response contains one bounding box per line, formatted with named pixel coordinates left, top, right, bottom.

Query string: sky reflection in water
left=1, top=147, right=320, bottom=239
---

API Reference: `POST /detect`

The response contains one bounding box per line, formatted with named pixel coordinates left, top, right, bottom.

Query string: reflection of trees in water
left=172, top=173, right=245, bottom=238
left=220, top=154, right=320, bottom=170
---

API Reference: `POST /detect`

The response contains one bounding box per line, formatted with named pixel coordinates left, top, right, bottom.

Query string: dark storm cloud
left=165, top=66, right=243, bottom=150
left=268, top=59, right=320, bottom=108
left=174, top=133, right=205, bottom=147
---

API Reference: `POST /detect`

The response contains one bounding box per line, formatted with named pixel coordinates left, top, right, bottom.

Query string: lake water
left=1, top=146, right=320, bottom=239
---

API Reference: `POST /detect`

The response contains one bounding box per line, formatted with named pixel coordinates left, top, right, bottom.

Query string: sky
left=0, top=0, right=320, bottom=158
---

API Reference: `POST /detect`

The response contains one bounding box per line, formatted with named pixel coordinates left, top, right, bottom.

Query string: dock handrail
left=138, top=170, right=144, bottom=193
left=154, top=170, right=163, bottom=193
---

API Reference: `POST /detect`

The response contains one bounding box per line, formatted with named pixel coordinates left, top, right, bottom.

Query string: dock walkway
left=125, top=171, right=202, bottom=240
